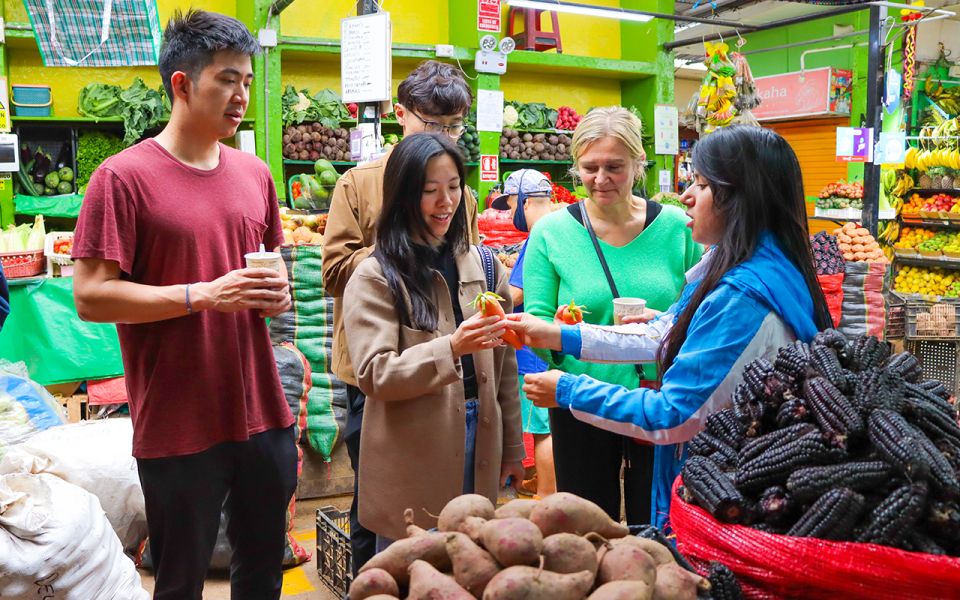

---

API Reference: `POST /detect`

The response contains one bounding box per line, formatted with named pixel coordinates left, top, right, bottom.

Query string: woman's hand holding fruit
left=450, top=314, right=506, bottom=358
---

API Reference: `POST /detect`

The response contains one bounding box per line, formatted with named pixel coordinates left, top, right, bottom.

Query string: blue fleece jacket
left=554, top=232, right=818, bottom=528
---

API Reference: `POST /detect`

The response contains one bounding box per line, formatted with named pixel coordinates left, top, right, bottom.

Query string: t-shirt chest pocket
left=242, top=216, right=268, bottom=254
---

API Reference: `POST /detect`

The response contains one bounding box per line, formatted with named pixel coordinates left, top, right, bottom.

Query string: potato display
left=348, top=492, right=740, bottom=600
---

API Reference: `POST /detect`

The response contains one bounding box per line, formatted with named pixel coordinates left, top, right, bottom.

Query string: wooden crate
left=58, top=394, right=88, bottom=423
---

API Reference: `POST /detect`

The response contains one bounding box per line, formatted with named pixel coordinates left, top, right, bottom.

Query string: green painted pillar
left=448, top=0, right=497, bottom=207
left=239, top=0, right=285, bottom=201
left=0, top=1, right=15, bottom=228
left=621, top=0, right=676, bottom=197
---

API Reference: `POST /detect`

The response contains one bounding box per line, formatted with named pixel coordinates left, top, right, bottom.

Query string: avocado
left=314, top=159, right=335, bottom=176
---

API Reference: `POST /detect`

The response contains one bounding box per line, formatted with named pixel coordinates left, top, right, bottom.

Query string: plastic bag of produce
left=838, top=262, right=888, bottom=339
left=268, top=244, right=347, bottom=460
left=0, top=418, right=146, bottom=553
left=0, top=361, right=65, bottom=446
left=0, top=472, right=148, bottom=600
left=816, top=272, right=844, bottom=328
left=670, top=478, right=960, bottom=599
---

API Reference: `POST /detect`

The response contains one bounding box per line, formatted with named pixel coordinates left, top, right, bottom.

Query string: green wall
left=739, top=10, right=871, bottom=181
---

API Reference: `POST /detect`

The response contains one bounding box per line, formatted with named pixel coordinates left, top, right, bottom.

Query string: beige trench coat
left=342, top=247, right=523, bottom=540
left=322, top=149, right=480, bottom=386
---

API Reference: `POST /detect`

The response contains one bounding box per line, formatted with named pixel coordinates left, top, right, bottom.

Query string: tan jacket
left=322, top=150, right=481, bottom=386
left=342, top=247, right=523, bottom=540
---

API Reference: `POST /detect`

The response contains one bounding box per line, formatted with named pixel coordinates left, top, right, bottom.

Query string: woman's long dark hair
left=658, top=126, right=833, bottom=376
left=376, top=132, right=469, bottom=330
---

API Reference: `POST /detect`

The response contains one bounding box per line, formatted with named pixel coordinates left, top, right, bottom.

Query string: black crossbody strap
left=579, top=201, right=621, bottom=298
left=477, top=244, right=496, bottom=292
left=578, top=202, right=645, bottom=379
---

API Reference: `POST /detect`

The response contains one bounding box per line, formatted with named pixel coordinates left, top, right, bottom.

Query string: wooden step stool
left=507, top=7, right=563, bottom=53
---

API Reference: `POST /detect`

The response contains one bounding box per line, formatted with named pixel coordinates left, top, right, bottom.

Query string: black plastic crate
left=906, top=339, right=960, bottom=397
left=316, top=506, right=352, bottom=598
left=886, top=291, right=905, bottom=340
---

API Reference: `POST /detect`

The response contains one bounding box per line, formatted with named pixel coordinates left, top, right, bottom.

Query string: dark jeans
left=136, top=426, right=298, bottom=600
left=549, top=407, right=655, bottom=525
left=463, top=398, right=479, bottom=494
left=345, top=384, right=377, bottom=576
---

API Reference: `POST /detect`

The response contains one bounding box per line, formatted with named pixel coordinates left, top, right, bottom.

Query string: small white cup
left=613, top=297, right=647, bottom=325
left=244, top=251, right=282, bottom=273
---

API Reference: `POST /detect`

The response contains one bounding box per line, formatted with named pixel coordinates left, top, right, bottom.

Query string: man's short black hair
left=159, top=9, right=260, bottom=104
left=397, top=60, right=472, bottom=118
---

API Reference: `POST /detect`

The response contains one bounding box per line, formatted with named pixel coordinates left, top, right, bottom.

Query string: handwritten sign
left=341, top=13, right=392, bottom=104
left=654, top=105, right=678, bottom=155
left=477, top=89, right=504, bottom=132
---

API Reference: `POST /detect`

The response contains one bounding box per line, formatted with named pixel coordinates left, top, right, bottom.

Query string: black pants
left=136, top=426, right=298, bottom=600
left=549, top=408, right=655, bottom=525
left=345, top=384, right=377, bottom=575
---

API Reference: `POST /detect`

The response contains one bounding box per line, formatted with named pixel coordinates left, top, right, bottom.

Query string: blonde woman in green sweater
left=522, top=107, right=702, bottom=524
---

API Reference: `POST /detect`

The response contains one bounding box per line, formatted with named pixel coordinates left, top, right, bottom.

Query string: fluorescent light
left=506, top=0, right=655, bottom=23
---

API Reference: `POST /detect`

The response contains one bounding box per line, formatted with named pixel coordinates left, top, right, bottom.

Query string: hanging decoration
left=731, top=37, right=761, bottom=127
left=696, top=41, right=738, bottom=134
left=900, top=0, right=924, bottom=100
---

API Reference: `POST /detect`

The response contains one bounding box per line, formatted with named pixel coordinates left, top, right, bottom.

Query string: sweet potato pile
left=349, top=492, right=726, bottom=600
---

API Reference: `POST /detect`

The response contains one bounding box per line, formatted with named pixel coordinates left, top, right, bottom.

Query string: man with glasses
left=322, top=59, right=479, bottom=572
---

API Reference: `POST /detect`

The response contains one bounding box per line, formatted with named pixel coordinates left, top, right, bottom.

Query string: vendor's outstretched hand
left=504, top=313, right=562, bottom=350
left=523, top=370, right=564, bottom=408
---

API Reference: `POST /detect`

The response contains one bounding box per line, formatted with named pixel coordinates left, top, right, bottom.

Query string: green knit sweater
left=522, top=204, right=703, bottom=383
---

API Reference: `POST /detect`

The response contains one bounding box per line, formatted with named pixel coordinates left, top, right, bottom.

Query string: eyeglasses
left=406, top=109, right=466, bottom=138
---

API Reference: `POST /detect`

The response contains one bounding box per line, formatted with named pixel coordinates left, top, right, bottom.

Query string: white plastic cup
left=613, top=297, right=647, bottom=325
left=244, top=251, right=282, bottom=273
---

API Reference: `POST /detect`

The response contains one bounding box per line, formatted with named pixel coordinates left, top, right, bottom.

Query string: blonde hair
left=570, top=106, right=646, bottom=185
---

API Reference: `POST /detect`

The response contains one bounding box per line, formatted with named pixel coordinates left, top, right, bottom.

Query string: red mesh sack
left=669, top=477, right=960, bottom=599
left=479, top=209, right=528, bottom=247
left=816, top=272, right=843, bottom=328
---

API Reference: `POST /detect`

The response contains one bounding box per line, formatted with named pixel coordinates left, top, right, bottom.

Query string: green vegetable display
left=78, top=78, right=170, bottom=145
left=281, top=85, right=350, bottom=129
left=506, top=101, right=559, bottom=130
left=76, top=131, right=127, bottom=192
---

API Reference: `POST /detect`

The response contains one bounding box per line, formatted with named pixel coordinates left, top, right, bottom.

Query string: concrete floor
left=138, top=496, right=350, bottom=600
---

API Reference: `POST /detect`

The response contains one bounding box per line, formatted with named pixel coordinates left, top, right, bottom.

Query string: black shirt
left=567, top=198, right=662, bottom=228
left=433, top=244, right=479, bottom=399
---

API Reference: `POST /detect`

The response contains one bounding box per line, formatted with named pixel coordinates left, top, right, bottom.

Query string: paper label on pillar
left=0, top=78, right=9, bottom=133
left=875, top=131, right=906, bottom=165
left=884, top=70, right=902, bottom=114
left=477, top=89, right=504, bottom=132
left=654, top=105, right=679, bottom=155
left=480, top=155, right=499, bottom=182
left=836, top=127, right=873, bottom=163
left=478, top=0, right=501, bottom=32
left=340, top=13, right=392, bottom=104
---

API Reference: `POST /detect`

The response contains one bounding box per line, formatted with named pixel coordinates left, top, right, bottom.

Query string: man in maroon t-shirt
left=72, top=10, right=295, bottom=599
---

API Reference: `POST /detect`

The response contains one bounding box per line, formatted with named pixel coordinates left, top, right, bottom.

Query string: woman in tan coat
left=343, top=133, right=525, bottom=544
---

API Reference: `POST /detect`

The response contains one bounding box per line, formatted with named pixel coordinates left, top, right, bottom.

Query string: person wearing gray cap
left=491, top=169, right=558, bottom=498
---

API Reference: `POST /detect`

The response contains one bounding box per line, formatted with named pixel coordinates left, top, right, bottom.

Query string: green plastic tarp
left=0, top=277, right=122, bottom=384
left=14, top=194, right=83, bottom=218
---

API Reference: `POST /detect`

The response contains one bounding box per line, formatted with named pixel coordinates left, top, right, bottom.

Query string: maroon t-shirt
left=73, top=140, right=293, bottom=459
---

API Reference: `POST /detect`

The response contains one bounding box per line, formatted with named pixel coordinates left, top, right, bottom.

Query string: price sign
left=480, top=155, right=499, bottom=182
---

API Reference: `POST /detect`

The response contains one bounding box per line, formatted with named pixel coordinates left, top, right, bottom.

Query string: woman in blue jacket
left=509, top=125, right=833, bottom=527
